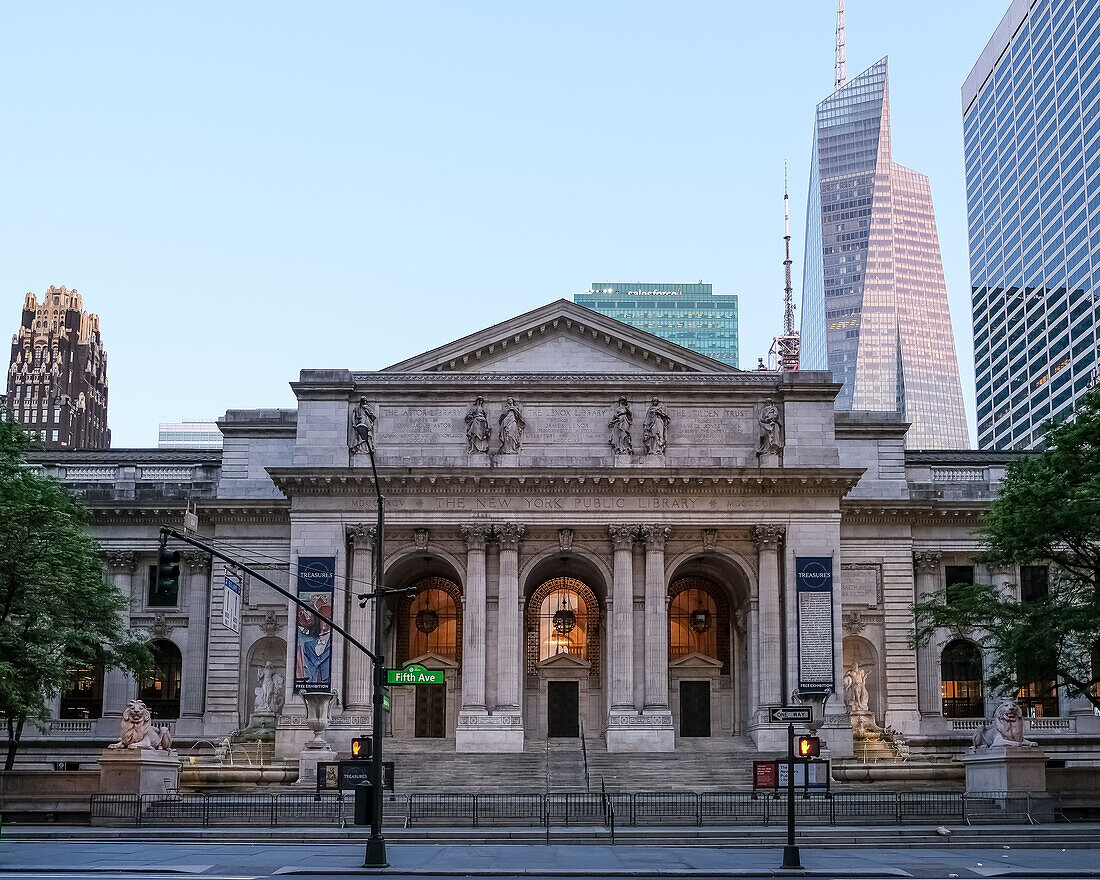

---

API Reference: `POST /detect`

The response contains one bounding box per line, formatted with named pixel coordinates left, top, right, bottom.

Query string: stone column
left=345, top=524, right=375, bottom=716
left=746, top=597, right=760, bottom=717
left=179, top=551, right=211, bottom=729
left=459, top=524, right=489, bottom=705
left=630, top=524, right=673, bottom=751
left=913, top=550, right=943, bottom=716
left=608, top=525, right=637, bottom=711
left=102, top=552, right=138, bottom=720
left=752, top=525, right=785, bottom=709
left=495, top=523, right=524, bottom=713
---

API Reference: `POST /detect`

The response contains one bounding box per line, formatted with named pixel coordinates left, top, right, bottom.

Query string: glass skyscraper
left=574, top=282, right=739, bottom=367
left=801, top=58, right=970, bottom=449
left=963, top=0, right=1099, bottom=450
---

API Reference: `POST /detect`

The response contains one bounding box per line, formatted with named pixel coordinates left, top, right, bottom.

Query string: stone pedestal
left=606, top=710, right=674, bottom=752
left=298, top=745, right=338, bottom=784
left=960, top=746, right=1047, bottom=793
left=456, top=713, right=524, bottom=752
left=98, top=749, right=181, bottom=796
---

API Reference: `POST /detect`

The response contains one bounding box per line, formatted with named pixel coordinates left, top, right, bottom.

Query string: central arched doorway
left=526, top=576, right=601, bottom=739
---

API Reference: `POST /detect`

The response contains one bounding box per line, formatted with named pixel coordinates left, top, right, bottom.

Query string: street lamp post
left=363, top=442, right=388, bottom=869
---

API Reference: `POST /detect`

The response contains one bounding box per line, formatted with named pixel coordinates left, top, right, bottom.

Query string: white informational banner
left=223, top=569, right=242, bottom=633
left=777, top=760, right=830, bottom=788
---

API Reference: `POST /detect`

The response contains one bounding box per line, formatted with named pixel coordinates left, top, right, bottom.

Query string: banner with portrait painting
left=294, top=556, right=336, bottom=694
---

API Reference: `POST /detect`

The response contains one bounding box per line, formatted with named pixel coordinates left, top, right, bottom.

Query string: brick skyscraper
left=6, top=285, right=110, bottom=448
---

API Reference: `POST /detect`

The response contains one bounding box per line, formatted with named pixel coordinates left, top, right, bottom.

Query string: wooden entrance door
left=679, top=680, right=711, bottom=737
left=414, top=684, right=446, bottom=738
left=547, top=681, right=579, bottom=738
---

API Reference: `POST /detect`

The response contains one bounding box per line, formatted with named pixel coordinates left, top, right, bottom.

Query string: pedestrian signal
left=797, top=735, right=820, bottom=758
left=351, top=735, right=371, bottom=760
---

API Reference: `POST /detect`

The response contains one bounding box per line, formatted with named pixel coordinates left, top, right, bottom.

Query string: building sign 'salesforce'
left=294, top=556, right=336, bottom=694
left=796, top=556, right=835, bottom=692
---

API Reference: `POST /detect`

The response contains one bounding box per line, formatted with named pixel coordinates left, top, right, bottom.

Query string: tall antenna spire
left=770, top=165, right=801, bottom=371
left=835, top=0, right=847, bottom=90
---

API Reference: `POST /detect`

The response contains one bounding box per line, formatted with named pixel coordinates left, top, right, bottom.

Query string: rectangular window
left=1020, top=565, right=1049, bottom=602
left=945, top=565, right=975, bottom=605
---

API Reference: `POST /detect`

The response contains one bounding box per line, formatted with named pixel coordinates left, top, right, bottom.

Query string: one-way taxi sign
left=769, top=706, right=812, bottom=723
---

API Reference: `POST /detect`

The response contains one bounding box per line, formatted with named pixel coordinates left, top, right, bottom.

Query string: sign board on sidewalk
left=769, top=706, right=812, bottom=724
left=317, top=760, right=394, bottom=792
left=753, top=760, right=778, bottom=789
left=222, top=571, right=242, bottom=634
left=386, top=663, right=445, bottom=685
left=752, top=759, right=830, bottom=790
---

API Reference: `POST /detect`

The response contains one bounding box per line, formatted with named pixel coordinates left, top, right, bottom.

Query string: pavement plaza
left=4, top=830, right=1100, bottom=879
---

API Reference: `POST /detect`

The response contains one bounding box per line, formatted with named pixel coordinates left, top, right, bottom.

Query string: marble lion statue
left=107, top=699, right=170, bottom=750
left=972, top=697, right=1038, bottom=749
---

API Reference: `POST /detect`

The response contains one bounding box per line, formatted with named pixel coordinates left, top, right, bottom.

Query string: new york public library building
left=18, top=301, right=1100, bottom=786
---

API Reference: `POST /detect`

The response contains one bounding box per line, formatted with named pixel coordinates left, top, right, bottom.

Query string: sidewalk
left=3, top=831, right=1100, bottom=877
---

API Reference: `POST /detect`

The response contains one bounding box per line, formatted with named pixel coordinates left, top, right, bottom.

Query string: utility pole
left=363, top=441, right=388, bottom=868
left=781, top=722, right=801, bottom=870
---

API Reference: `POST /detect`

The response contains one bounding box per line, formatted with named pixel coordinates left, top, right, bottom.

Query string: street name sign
left=386, top=663, right=445, bottom=685
left=769, top=706, right=812, bottom=723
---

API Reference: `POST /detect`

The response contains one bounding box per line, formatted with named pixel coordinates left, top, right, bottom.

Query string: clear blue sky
left=1, top=1, right=1009, bottom=447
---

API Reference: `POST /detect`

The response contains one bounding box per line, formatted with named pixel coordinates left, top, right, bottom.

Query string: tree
left=914, top=385, right=1100, bottom=712
left=0, top=418, right=150, bottom=769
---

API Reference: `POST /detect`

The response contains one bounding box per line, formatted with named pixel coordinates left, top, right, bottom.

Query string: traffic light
left=797, top=735, right=820, bottom=758
left=155, top=544, right=181, bottom=602
left=351, top=735, right=372, bottom=760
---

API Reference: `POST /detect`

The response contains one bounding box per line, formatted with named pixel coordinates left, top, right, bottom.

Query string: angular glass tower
left=801, top=59, right=970, bottom=449
left=963, top=0, right=1100, bottom=450
left=574, top=283, right=739, bottom=367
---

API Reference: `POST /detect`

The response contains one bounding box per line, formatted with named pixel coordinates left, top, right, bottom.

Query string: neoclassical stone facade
left=14, top=301, right=1100, bottom=770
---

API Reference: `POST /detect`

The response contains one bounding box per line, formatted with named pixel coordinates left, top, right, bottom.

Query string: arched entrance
left=665, top=554, right=749, bottom=740
left=396, top=576, right=462, bottom=739
left=526, top=576, right=601, bottom=739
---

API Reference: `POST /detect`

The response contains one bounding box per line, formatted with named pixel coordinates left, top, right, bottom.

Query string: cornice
left=841, top=499, right=989, bottom=525
left=266, top=466, right=866, bottom=498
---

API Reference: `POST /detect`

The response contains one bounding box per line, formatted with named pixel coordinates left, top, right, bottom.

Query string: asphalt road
left=3, top=840, right=1100, bottom=880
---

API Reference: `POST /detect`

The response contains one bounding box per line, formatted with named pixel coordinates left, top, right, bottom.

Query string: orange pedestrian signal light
left=797, top=735, right=820, bottom=758
left=351, top=735, right=371, bottom=760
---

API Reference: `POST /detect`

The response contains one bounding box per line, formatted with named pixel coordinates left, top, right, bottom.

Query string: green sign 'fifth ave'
left=386, top=663, right=445, bottom=685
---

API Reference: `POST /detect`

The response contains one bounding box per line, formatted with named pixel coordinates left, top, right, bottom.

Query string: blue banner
left=795, top=556, right=835, bottom=692
left=294, top=556, right=336, bottom=694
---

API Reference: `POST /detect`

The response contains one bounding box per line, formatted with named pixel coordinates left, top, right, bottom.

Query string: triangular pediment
left=538, top=650, right=590, bottom=670
left=406, top=652, right=459, bottom=670
left=383, top=300, right=735, bottom=375
left=669, top=652, right=723, bottom=670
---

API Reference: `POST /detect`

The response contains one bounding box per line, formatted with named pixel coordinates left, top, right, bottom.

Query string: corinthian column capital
left=608, top=524, right=638, bottom=550
left=641, top=524, right=670, bottom=551
left=751, top=524, right=785, bottom=549
left=346, top=523, right=376, bottom=548
left=495, top=522, right=525, bottom=550
left=106, top=550, right=137, bottom=573
left=461, top=524, right=492, bottom=551
left=182, top=550, right=211, bottom=573
left=913, top=550, right=942, bottom=573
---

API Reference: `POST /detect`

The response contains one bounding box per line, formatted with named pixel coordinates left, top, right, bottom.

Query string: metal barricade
left=408, top=792, right=476, bottom=826
left=474, top=793, right=544, bottom=827
left=699, top=791, right=767, bottom=825
left=633, top=791, right=699, bottom=826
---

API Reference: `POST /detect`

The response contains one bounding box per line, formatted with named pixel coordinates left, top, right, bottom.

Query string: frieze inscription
left=347, top=494, right=770, bottom=513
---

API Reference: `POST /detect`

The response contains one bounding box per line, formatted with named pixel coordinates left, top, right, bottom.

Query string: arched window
left=398, top=577, right=461, bottom=665
left=140, top=640, right=182, bottom=719
left=668, top=577, right=731, bottom=672
left=60, top=664, right=104, bottom=719
left=941, top=640, right=984, bottom=718
left=525, top=577, right=601, bottom=677
left=535, top=582, right=589, bottom=662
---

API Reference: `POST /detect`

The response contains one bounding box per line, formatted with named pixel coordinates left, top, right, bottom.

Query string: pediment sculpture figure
left=608, top=396, right=633, bottom=455
left=350, top=397, right=376, bottom=455
left=972, top=697, right=1038, bottom=749
left=464, top=395, right=491, bottom=454
left=498, top=397, right=526, bottom=454
left=756, top=398, right=783, bottom=458
left=642, top=397, right=670, bottom=455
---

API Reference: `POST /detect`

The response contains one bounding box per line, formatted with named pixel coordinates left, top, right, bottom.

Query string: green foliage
left=0, top=418, right=150, bottom=767
left=913, top=386, right=1100, bottom=710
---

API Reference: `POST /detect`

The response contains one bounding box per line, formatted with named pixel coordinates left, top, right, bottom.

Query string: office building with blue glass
left=801, top=57, right=970, bottom=449
left=964, top=0, right=1100, bottom=450
left=574, top=283, right=738, bottom=368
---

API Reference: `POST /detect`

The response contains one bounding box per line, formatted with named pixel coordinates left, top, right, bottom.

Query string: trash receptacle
left=354, top=780, right=374, bottom=826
